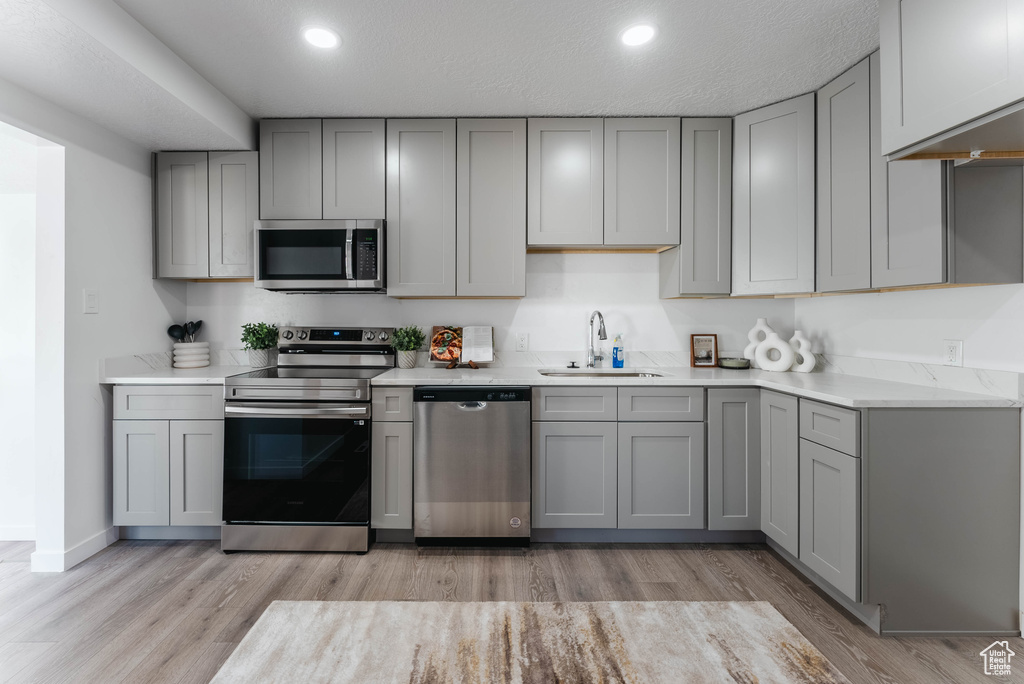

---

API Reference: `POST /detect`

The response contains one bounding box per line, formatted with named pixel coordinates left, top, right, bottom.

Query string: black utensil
left=186, top=321, right=196, bottom=343
left=193, top=320, right=203, bottom=341
left=167, top=324, right=185, bottom=342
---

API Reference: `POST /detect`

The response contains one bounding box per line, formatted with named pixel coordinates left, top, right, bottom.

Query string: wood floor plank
left=0, top=539, right=1016, bottom=683
left=0, top=541, right=33, bottom=563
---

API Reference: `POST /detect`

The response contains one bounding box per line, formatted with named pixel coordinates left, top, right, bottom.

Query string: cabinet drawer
left=372, top=387, right=413, bottom=422
left=799, top=399, right=859, bottom=456
left=114, top=385, right=224, bottom=421
left=532, top=387, right=617, bottom=421
left=618, top=387, right=704, bottom=422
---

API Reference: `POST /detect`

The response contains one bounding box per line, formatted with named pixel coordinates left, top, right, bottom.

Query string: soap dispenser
left=612, top=334, right=625, bottom=368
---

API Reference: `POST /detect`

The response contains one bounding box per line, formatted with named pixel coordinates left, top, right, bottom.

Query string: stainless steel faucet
left=587, top=310, right=607, bottom=368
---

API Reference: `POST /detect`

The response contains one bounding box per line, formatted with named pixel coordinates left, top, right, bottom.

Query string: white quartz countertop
left=101, top=365, right=255, bottom=385
left=372, top=366, right=1021, bottom=408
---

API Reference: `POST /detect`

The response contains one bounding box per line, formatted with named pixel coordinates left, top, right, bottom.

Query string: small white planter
left=397, top=350, right=418, bottom=369
left=248, top=348, right=271, bottom=369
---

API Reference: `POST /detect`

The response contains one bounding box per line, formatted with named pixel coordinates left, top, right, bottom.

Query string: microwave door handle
left=344, top=228, right=354, bottom=280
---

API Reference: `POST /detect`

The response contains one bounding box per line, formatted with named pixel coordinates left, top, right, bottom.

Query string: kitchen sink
left=538, top=369, right=664, bottom=378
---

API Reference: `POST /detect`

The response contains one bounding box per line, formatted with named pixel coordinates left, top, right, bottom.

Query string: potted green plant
left=390, top=325, right=425, bottom=369
left=241, top=322, right=279, bottom=368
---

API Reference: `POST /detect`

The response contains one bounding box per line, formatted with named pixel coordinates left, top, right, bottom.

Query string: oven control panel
left=279, top=327, right=395, bottom=346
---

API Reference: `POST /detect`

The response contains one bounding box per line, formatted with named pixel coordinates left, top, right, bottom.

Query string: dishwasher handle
left=457, top=401, right=487, bottom=410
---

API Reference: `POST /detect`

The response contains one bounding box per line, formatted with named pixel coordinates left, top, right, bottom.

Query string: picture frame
left=690, top=334, right=718, bottom=367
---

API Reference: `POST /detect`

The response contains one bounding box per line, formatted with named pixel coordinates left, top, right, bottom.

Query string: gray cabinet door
left=604, top=118, right=681, bottom=246
left=949, top=164, right=1024, bottom=285
left=527, top=118, right=603, bottom=246
left=532, top=387, right=617, bottom=422
left=760, top=391, right=799, bottom=556
left=707, top=389, right=761, bottom=531
left=799, top=439, right=860, bottom=601
left=156, top=152, right=209, bottom=279
left=817, top=58, right=872, bottom=292
left=618, top=422, right=705, bottom=529
left=259, top=119, right=322, bottom=219
left=322, top=119, right=385, bottom=220
left=113, top=420, right=170, bottom=526
left=618, top=387, right=704, bottom=422
left=532, top=422, right=617, bottom=528
left=672, top=118, right=732, bottom=295
left=879, top=0, right=1024, bottom=156
left=456, top=118, right=526, bottom=297
left=371, top=421, right=413, bottom=529
left=169, top=420, right=224, bottom=526
left=733, top=94, right=816, bottom=295
left=386, top=119, right=457, bottom=297
left=208, top=151, right=258, bottom=278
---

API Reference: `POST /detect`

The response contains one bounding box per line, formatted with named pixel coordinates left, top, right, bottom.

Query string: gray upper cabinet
left=817, top=58, right=872, bottom=292
left=660, top=118, right=732, bottom=296
left=456, top=118, right=526, bottom=297
left=208, top=151, right=258, bottom=278
left=871, top=160, right=946, bottom=287
left=533, top=421, right=617, bottom=528
left=618, top=422, right=705, bottom=529
left=799, top=439, right=860, bottom=601
left=259, top=119, right=323, bottom=219
left=527, top=118, right=604, bottom=246
left=156, top=152, right=209, bottom=279
left=386, top=119, right=457, bottom=297
left=880, top=0, right=1024, bottom=156
left=760, top=390, right=800, bottom=557
left=604, top=118, right=681, bottom=246
left=707, top=389, right=761, bottom=531
left=948, top=163, right=1024, bottom=285
left=733, top=94, right=816, bottom=295
left=322, top=119, right=386, bottom=219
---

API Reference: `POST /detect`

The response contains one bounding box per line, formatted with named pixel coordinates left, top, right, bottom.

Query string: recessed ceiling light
left=621, top=24, right=657, bottom=46
left=303, top=26, right=340, bottom=49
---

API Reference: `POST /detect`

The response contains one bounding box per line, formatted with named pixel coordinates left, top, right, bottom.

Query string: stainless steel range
left=221, top=326, right=394, bottom=553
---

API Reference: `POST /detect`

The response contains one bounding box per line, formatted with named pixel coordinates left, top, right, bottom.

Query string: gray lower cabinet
left=759, top=391, right=799, bottom=556
left=386, top=119, right=457, bottom=297
left=660, top=118, right=732, bottom=296
left=604, top=118, right=681, bottom=246
left=707, top=389, right=760, bottom=531
left=456, top=118, right=526, bottom=297
left=733, top=93, right=816, bottom=295
left=113, top=419, right=223, bottom=526
left=532, top=387, right=617, bottom=422
left=527, top=118, right=603, bottom=246
left=532, top=422, right=617, bottom=528
left=617, top=422, right=704, bottom=529
left=259, top=119, right=323, bottom=219
left=157, top=150, right=258, bottom=279
left=371, top=421, right=413, bottom=529
left=799, top=438, right=860, bottom=601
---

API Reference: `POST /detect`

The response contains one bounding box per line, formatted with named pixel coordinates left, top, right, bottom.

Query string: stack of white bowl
left=173, top=341, right=210, bottom=369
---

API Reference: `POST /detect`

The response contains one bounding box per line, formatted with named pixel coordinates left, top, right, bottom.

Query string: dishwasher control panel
left=413, top=386, right=531, bottom=403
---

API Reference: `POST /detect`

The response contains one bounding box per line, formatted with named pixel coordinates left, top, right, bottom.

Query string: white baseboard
left=30, top=526, right=118, bottom=573
left=0, top=525, right=35, bottom=541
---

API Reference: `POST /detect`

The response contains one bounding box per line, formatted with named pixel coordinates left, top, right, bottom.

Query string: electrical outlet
left=943, top=339, right=963, bottom=367
left=515, top=333, right=529, bottom=352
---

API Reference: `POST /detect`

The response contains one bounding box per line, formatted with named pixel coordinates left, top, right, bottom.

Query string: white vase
left=743, top=318, right=776, bottom=369
left=172, top=341, right=210, bottom=369
left=248, top=348, right=271, bottom=368
left=397, top=350, right=418, bottom=369
left=789, top=330, right=817, bottom=373
left=755, top=332, right=795, bottom=372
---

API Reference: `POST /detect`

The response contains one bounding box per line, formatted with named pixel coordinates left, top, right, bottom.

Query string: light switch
left=82, top=288, right=99, bottom=314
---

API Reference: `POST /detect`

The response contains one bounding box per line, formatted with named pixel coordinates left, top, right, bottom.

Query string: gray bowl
left=717, top=357, right=751, bottom=369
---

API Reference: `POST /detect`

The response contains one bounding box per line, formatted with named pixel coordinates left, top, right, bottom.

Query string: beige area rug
left=211, top=600, right=850, bottom=683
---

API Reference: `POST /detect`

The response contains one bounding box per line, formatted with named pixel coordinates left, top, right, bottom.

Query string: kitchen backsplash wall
left=186, top=253, right=794, bottom=362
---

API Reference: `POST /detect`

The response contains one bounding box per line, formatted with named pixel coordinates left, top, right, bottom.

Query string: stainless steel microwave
left=254, top=219, right=385, bottom=293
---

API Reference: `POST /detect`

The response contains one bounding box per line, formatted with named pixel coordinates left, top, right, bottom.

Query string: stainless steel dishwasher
left=413, top=386, right=531, bottom=542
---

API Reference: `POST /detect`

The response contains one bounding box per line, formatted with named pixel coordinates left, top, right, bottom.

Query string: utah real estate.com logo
left=980, top=641, right=1014, bottom=677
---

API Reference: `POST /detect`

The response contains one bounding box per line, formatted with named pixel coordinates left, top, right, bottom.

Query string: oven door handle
left=224, top=405, right=370, bottom=419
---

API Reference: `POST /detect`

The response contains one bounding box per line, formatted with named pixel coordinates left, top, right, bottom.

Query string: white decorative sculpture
left=789, top=330, right=817, bottom=373
left=755, top=332, right=796, bottom=372
left=743, top=318, right=776, bottom=369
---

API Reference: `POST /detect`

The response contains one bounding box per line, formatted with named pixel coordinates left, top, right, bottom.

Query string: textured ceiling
left=0, top=0, right=879, bottom=150
left=112, top=0, right=878, bottom=119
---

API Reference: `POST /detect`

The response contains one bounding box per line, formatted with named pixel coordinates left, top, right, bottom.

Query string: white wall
left=0, top=122, right=38, bottom=539
left=0, top=76, right=188, bottom=570
left=186, top=253, right=794, bottom=360
left=794, top=284, right=1024, bottom=371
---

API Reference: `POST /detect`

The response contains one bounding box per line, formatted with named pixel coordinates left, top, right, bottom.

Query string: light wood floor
left=0, top=539, right=1017, bottom=683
